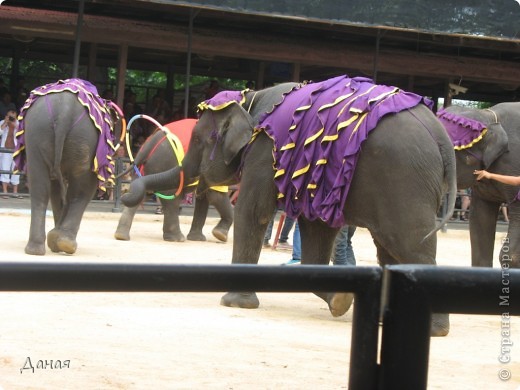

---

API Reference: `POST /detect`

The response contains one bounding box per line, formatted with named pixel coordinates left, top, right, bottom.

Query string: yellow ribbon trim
left=292, top=163, right=310, bottom=179
left=304, top=128, right=324, bottom=146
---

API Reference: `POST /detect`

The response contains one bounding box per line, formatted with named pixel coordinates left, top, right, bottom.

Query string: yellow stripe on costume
left=164, top=130, right=185, bottom=164
left=322, top=134, right=338, bottom=142
left=210, top=186, right=229, bottom=193
left=368, top=88, right=399, bottom=104
left=292, top=164, right=310, bottom=178
left=280, top=143, right=296, bottom=151
left=274, top=169, right=285, bottom=178
left=318, top=92, right=355, bottom=112
left=337, top=114, right=359, bottom=131
left=349, top=112, right=368, bottom=142
left=304, top=128, right=323, bottom=146
left=295, top=104, right=312, bottom=111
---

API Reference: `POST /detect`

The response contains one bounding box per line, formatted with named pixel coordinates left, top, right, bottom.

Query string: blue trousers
left=264, top=210, right=295, bottom=243
left=332, top=225, right=356, bottom=266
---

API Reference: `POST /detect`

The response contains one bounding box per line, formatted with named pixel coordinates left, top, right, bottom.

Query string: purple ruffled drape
left=199, top=75, right=433, bottom=227
left=14, top=78, right=120, bottom=191
left=256, top=75, right=432, bottom=227
left=436, top=108, right=487, bottom=150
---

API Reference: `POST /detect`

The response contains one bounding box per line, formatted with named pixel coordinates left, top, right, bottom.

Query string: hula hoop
left=125, top=114, right=185, bottom=200
left=109, top=101, right=127, bottom=151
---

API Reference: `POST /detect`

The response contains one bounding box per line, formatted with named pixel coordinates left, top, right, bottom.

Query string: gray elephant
left=114, top=119, right=233, bottom=242
left=14, top=79, right=125, bottom=256
left=122, top=75, right=456, bottom=336
left=437, top=103, right=520, bottom=268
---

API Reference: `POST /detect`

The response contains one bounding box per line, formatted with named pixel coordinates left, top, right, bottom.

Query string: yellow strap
left=163, top=128, right=185, bottom=165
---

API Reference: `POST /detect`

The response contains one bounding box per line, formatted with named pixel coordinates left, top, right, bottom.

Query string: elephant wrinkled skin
left=114, top=128, right=233, bottom=243
left=441, top=102, right=520, bottom=269
left=122, top=79, right=456, bottom=336
left=18, top=87, right=124, bottom=255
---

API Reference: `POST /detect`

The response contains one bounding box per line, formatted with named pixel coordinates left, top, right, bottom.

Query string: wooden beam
left=116, top=44, right=128, bottom=107
left=1, top=6, right=519, bottom=88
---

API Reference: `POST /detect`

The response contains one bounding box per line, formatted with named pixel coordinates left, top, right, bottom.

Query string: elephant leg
left=208, top=189, right=233, bottom=242
left=500, top=202, right=520, bottom=269
left=47, top=179, right=67, bottom=252
left=187, top=190, right=209, bottom=241
left=114, top=205, right=139, bottom=241
left=47, top=172, right=98, bottom=254
left=220, top=151, right=278, bottom=310
left=469, top=196, right=500, bottom=267
left=298, top=219, right=354, bottom=316
left=161, top=196, right=185, bottom=242
left=25, top=170, right=52, bottom=256
left=372, top=235, right=449, bottom=337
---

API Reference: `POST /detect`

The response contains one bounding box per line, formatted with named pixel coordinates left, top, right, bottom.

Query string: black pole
left=183, top=9, right=196, bottom=118
left=72, top=0, right=85, bottom=78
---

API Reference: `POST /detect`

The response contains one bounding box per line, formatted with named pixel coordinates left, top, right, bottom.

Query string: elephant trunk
left=121, top=166, right=182, bottom=207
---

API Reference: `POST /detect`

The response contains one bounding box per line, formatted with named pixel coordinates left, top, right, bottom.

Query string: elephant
left=122, top=75, right=457, bottom=336
left=114, top=119, right=233, bottom=242
left=13, top=78, right=126, bottom=256
left=437, top=102, right=520, bottom=268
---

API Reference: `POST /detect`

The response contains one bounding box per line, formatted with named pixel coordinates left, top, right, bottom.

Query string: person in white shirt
left=0, top=109, right=21, bottom=198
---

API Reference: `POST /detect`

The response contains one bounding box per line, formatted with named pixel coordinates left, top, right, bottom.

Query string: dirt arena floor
left=0, top=200, right=519, bottom=390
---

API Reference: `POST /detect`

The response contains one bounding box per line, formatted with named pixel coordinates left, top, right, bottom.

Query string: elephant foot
left=328, top=293, right=354, bottom=317
left=212, top=226, right=229, bottom=242
left=25, top=241, right=46, bottom=256
left=187, top=231, right=206, bottom=241
left=431, top=313, right=450, bottom=337
left=114, top=230, right=130, bottom=241
left=47, top=229, right=77, bottom=254
left=56, top=237, right=77, bottom=255
left=220, top=292, right=260, bottom=309
left=163, top=232, right=186, bottom=242
left=47, top=229, right=61, bottom=253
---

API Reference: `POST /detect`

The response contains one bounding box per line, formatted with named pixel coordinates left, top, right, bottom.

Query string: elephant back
left=163, top=118, right=197, bottom=153
left=14, top=78, right=121, bottom=191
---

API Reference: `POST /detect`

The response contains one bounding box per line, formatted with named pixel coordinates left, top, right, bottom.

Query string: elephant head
left=440, top=106, right=509, bottom=189
left=122, top=98, right=254, bottom=207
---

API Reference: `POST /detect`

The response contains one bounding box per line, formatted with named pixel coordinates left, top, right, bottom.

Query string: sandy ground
left=0, top=203, right=519, bottom=390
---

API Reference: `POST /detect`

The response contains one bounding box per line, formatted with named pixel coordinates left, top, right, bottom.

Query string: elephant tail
left=53, top=131, right=68, bottom=205
left=423, top=126, right=457, bottom=241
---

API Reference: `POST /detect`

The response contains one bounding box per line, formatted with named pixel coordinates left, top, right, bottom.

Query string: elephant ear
left=107, top=101, right=126, bottom=148
left=213, top=102, right=254, bottom=165
left=482, top=122, right=508, bottom=169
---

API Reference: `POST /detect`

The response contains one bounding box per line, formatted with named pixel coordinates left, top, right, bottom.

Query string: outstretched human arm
left=474, top=170, right=520, bottom=186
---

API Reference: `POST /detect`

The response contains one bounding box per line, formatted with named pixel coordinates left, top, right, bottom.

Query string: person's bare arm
left=474, top=170, right=520, bottom=186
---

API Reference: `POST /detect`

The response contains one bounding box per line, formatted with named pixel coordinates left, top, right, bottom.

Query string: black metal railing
left=0, top=262, right=382, bottom=389
left=379, top=265, right=520, bottom=389
left=0, top=262, right=517, bottom=389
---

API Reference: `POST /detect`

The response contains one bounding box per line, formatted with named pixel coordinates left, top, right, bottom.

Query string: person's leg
left=460, top=194, right=470, bottom=220
left=10, top=166, right=20, bottom=197
left=332, top=225, right=357, bottom=266
left=284, top=222, right=301, bottom=265
left=263, top=210, right=277, bottom=246
left=1, top=181, right=8, bottom=196
left=345, top=225, right=357, bottom=266
left=279, top=216, right=295, bottom=243
left=332, top=225, right=349, bottom=265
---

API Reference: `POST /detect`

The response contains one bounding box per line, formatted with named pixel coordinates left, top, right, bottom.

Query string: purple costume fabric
left=14, top=78, right=120, bottom=191
left=201, top=75, right=433, bottom=227
left=436, top=108, right=487, bottom=150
